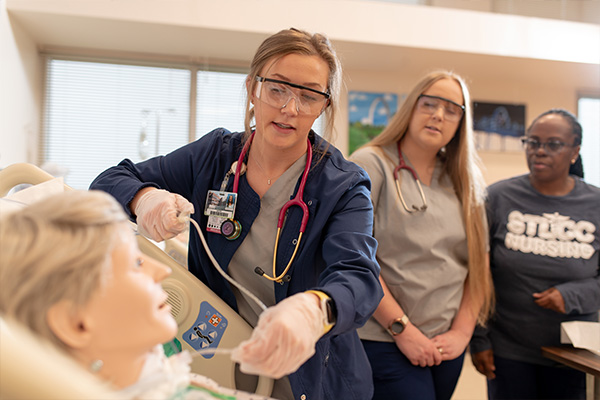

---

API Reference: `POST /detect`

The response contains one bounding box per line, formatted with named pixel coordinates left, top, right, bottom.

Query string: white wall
left=0, top=0, right=41, bottom=168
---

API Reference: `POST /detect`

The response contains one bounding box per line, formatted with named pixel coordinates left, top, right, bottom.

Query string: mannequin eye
left=135, top=258, right=144, bottom=268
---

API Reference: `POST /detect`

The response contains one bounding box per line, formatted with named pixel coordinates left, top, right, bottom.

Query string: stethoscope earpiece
left=221, top=218, right=242, bottom=240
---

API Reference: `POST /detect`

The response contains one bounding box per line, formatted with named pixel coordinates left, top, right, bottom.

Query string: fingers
left=173, top=193, right=195, bottom=217
left=533, top=287, right=566, bottom=314
left=231, top=293, right=323, bottom=378
left=135, top=189, right=193, bottom=241
left=411, top=346, right=443, bottom=367
left=471, top=350, right=496, bottom=379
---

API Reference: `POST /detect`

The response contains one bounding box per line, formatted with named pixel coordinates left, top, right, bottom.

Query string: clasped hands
left=394, top=324, right=471, bottom=368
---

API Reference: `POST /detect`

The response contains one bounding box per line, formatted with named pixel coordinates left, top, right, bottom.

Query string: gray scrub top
left=350, top=143, right=468, bottom=342
left=228, top=154, right=306, bottom=400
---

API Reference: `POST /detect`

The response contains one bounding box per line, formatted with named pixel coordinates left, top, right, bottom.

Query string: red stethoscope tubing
left=393, top=141, right=428, bottom=213
left=393, top=140, right=418, bottom=181
left=230, top=131, right=312, bottom=282
left=232, top=131, right=312, bottom=232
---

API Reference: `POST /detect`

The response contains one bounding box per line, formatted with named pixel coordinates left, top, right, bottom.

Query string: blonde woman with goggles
left=350, top=70, right=493, bottom=400
left=91, top=28, right=383, bottom=400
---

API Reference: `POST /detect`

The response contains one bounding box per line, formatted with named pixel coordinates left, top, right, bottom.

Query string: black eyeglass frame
left=417, top=94, right=465, bottom=114
left=255, top=76, right=330, bottom=99
left=520, top=137, right=578, bottom=153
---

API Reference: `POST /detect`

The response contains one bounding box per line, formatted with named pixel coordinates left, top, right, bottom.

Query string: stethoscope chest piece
left=221, top=218, right=242, bottom=240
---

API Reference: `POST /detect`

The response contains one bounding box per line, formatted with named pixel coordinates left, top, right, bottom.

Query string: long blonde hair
left=366, top=70, right=493, bottom=323
left=243, top=28, right=342, bottom=147
left=0, top=190, right=129, bottom=349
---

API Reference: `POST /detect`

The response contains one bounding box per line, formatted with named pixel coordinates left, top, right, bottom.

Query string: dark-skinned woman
left=470, top=108, right=600, bottom=400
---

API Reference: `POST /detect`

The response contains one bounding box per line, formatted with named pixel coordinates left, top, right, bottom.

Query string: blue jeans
left=488, top=355, right=586, bottom=400
left=362, top=340, right=465, bottom=400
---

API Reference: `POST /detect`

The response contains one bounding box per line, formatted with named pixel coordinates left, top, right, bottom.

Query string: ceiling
left=7, top=1, right=600, bottom=91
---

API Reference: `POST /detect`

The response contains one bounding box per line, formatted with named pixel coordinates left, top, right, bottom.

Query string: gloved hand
left=231, top=292, right=326, bottom=379
left=134, top=188, right=194, bottom=242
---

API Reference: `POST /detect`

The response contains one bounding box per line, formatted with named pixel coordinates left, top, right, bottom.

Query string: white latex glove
left=134, top=188, right=194, bottom=242
left=231, top=292, right=325, bottom=379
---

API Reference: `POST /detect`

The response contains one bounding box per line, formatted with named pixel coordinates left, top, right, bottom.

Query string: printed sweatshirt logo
left=505, top=210, right=596, bottom=259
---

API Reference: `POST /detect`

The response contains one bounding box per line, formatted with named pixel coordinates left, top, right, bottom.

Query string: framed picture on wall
left=473, top=101, right=526, bottom=152
left=348, top=91, right=399, bottom=155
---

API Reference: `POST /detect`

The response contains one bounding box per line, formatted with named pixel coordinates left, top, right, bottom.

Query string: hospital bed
left=0, top=163, right=273, bottom=398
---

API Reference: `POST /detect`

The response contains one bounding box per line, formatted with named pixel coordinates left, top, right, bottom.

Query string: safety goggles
left=255, top=76, right=330, bottom=116
left=416, top=94, right=465, bottom=122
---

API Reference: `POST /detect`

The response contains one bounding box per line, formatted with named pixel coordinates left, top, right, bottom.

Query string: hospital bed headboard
left=0, top=163, right=273, bottom=397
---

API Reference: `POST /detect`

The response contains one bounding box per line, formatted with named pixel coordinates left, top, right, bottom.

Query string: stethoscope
left=222, top=131, right=312, bottom=283
left=394, top=140, right=428, bottom=213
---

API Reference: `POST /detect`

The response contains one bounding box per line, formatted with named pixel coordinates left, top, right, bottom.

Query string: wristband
left=306, top=290, right=336, bottom=334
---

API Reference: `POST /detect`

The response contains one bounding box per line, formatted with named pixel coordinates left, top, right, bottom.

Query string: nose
left=534, top=143, right=549, bottom=155
left=431, top=104, right=445, bottom=120
left=281, top=96, right=299, bottom=115
left=144, top=256, right=172, bottom=282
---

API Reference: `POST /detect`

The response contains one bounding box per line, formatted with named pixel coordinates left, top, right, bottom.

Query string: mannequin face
left=81, top=228, right=177, bottom=355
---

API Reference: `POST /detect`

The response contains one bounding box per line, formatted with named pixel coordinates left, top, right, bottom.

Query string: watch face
left=391, top=321, right=405, bottom=335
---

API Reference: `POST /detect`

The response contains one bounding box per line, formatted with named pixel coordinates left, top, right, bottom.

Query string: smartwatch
left=306, top=290, right=336, bottom=334
left=388, top=314, right=409, bottom=336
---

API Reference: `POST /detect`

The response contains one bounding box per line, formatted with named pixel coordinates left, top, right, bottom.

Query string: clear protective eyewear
left=520, top=137, right=575, bottom=153
left=255, top=76, right=330, bottom=116
left=416, top=94, right=465, bottom=122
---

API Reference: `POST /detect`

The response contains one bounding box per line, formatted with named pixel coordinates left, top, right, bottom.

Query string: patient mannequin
left=0, top=190, right=272, bottom=399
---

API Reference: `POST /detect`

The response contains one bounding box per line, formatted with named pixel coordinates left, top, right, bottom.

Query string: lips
left=530, top=159, right=550, bottom=170
left=274, top=122, right=295, bottom=130
left=158, top=292, right=170, bottom=310
left=425, top=125, right=441, bottom=133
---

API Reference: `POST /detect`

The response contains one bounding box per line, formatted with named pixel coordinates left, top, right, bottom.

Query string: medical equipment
left=394, top=141, right=428, bottom=213
left=226, top=131, right=312, bottom=283
left=0, top=163, right=273, bottom=396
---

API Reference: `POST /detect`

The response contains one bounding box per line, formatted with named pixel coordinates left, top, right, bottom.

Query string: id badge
left=204, top=190, right=237, bottom=233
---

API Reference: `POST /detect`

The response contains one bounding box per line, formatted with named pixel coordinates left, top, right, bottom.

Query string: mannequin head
left=0, top=190, right=177, bottom=387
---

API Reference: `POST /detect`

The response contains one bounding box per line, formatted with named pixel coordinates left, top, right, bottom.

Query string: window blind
left=196, top=70, right=247, bottom=137
left=578, top=97, right=600, bottom=186
left=44, top=59, right=326, bottom=190
left=44, top=59, right=191, bottom=189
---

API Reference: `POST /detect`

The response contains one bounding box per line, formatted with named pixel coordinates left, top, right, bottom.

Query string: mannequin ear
left=46, top=300, right=92, bottom=349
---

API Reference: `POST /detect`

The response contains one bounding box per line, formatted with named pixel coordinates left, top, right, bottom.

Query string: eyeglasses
left=416, top=94, right=465, bottom=122
left=520, top=137, right=575, bottom=153
left=255, top=76, right=330, bottom=116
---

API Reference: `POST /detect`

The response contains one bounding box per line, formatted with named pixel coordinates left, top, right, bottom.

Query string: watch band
left=306, top=290, right=335, bottom=334
left=388, top=314, right=409, bottom=336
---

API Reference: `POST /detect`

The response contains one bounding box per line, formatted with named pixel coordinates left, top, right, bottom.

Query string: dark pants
left=488, top=355, right=586, bottom=400
left=362, top=340, right=465, bottom=400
